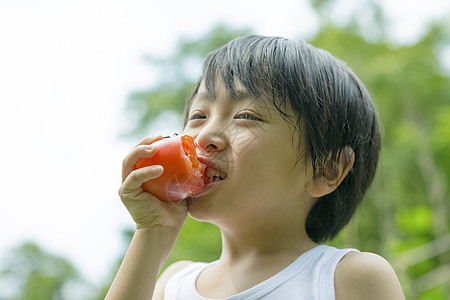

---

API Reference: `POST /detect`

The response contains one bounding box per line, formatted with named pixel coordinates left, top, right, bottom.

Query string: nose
left=194, top=123, right=227, bottom=153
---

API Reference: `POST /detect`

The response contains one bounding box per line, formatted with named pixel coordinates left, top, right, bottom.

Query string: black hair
left=184, top=35, right=381, bottom=243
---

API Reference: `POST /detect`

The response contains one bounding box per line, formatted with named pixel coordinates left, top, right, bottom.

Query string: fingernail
left=145, top=145, right=155, bottom=151
left=152, top=165, right=164, bottom=173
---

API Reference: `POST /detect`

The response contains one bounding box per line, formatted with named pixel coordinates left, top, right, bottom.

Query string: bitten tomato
left=134, top=135, right=205, bottom=201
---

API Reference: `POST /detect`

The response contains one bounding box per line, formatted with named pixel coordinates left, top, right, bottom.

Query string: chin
left=186, top=193, right=226, bottom=224
left=186, top=196, right=211, bottom=221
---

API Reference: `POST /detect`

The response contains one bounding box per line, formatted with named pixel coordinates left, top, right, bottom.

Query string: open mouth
left=204, top=167, right=227, bottom=184
left=197, top=156, right=227, bottom=187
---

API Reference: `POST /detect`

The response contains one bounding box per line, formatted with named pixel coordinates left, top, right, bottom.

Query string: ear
left=305, top=147, right=355, bottom=198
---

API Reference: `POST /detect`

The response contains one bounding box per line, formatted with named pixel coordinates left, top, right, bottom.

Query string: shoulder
left=153, top=260, right=194, bottom=300
left=334, top=252, right=405, bottom=300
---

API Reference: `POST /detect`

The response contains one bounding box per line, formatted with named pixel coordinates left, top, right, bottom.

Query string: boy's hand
left=119, top=135, right=188, bottom=231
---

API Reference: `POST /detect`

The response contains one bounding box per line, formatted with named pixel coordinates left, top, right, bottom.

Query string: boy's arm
left=335, top=252, right=406, bottom=300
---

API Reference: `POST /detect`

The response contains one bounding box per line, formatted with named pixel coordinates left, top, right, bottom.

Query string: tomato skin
left=134, top=135, right=204, bottom=201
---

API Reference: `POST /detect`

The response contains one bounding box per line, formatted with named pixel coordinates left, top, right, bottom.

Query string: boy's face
left=183, top=80, right=315, bottom=230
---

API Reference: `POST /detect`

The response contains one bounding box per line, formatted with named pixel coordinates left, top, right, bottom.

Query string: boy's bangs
left=201, top=36, right=289, bottom=104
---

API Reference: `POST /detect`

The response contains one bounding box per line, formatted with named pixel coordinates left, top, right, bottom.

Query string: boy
left=107, top=36, right=405, bottom=299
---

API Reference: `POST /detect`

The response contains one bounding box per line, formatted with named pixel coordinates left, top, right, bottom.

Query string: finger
left=122, top=145, right=159, bottom=181
left=122, top=135, right=164, bottom=181
left=121, top=165, right=164, bottom=192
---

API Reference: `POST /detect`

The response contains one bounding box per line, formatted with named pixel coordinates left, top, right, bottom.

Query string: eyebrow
left=196, top=92, right=214, bottom=101
left=196, top=89, right=253, bottom=101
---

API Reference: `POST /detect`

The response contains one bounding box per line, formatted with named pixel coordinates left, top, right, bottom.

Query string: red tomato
left=134, top=135, right=205, bottom=201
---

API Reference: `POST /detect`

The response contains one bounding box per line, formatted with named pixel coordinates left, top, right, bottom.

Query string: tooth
left=207, top=169, right=216, bottom=178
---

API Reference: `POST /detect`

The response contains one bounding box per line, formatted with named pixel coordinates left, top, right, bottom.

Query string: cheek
left=248, top=139, right=304, bottom=187
left=228, top=129, right=260, bottom=155
left=236, top=145, right=287, bottom=186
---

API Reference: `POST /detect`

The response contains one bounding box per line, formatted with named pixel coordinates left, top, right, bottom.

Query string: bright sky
left=0, top=0, right=449, bottom=289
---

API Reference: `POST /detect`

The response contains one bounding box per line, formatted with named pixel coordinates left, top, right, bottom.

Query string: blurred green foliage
left=0, top=242, right=81, bottom=300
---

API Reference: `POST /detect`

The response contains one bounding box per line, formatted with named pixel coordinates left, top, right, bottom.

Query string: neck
left=218, top=215, right=317, bottom=264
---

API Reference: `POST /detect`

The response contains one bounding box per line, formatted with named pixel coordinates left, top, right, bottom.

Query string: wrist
left=135, top=225, right=181, bottom=239
left=134, top=226, right=181, bottom=256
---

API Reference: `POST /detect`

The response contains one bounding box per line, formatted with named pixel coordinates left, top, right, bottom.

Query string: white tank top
left=164, top=245, right=358, bottom=299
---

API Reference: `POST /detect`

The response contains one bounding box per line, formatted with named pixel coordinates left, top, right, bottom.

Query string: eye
left=188, top=112, right=206, bottom=121
left=235, top=112, right=262, bottom=121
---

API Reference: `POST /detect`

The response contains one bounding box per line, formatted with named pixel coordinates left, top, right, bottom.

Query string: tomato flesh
left=134, top=135, right=205, bottom=201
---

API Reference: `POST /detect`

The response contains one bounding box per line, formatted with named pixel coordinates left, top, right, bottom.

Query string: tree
left=0, top=241, right=84, bottom=300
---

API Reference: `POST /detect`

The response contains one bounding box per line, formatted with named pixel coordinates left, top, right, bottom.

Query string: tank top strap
left=316, top=246, right=359, bottom=299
